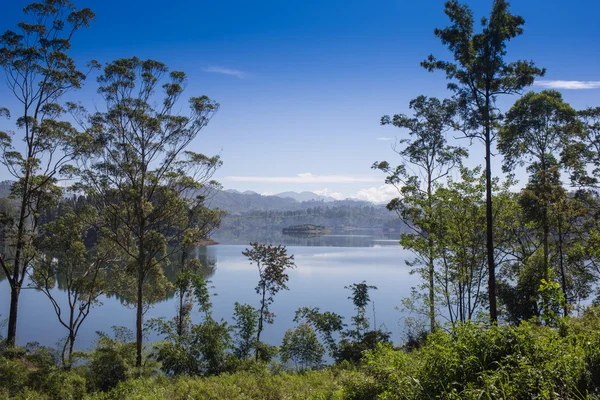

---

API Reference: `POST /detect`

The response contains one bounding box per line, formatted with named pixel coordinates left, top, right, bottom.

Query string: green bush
left=4, top=309, right=600, bottom=399
left=89, top=370, right=345, bottom=400
left=350, top=318, right=600, bottom=399
left=30, top=369, right=87, bottom=400
left=0, top=355, right=29, bottom=396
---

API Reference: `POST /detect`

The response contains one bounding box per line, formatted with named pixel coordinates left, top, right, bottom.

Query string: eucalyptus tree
left=422, top=0, right=545, bottom=322
left=0, top=0, right=96, bottom=346
left=72, top=57, right=221, bottom=367
left=30, top=206, right=117, bottom=367
left=242, top=242, right=295, bottom=361
left=375, top=95, right=466, bottom=332
left=499, top=90, right=578, bottom=281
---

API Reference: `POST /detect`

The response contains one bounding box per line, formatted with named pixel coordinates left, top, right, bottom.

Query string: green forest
left=1, top=0, right=600, bottom=399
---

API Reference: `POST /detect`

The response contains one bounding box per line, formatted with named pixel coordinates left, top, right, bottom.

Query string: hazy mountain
left=206, top=189, right=374, bottom=213
left=273, top=191, right=337, bottom=203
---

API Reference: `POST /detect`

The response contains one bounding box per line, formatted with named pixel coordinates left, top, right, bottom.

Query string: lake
left=0, top=232, right=417, bottom=352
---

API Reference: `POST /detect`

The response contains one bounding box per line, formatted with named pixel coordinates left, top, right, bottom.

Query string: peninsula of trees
left=282, top=224, right=332, bottom=235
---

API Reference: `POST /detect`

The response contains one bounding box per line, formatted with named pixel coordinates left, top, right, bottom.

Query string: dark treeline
left=220, top=204, right=407, bottom=233
left=2, top=0, right=600, bottom=399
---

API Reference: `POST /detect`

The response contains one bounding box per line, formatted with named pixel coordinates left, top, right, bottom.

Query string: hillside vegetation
left=3, top=309, right=600, bottom=399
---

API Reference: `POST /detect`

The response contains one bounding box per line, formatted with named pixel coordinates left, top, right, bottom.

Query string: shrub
left=280, top=323, right=325, bottom=371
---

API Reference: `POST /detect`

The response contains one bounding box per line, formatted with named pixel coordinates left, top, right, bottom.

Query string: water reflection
left=0, top=235, right=412, bottom=352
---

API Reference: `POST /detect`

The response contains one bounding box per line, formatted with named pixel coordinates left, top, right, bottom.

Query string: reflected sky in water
left=0, top=234, right=417, bottom=351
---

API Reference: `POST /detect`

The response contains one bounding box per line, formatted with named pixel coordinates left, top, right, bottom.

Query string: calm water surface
left=0, top=233, right=416, bottom=351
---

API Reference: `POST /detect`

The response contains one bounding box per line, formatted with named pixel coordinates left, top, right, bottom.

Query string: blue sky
left=1, top=0, right=599, bottom=202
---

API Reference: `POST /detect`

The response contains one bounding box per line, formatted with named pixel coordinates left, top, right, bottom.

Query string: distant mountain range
left=0, top=182, right=404, bottom=233
left=224, top=189, right=338, bottom=203
left=209, top=189, right=373, bottom=214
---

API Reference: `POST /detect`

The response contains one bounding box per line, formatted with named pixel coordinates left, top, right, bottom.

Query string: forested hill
left=0, top=183, right=405, bottom=233
left=205, top=189, right=406, bottom=233
left=206, top=189, right=377, bottom=213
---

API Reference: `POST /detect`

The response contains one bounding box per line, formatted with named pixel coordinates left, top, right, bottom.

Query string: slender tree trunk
left=7, top=189, right=30, bottom=346
left=542, top=164, right=550, bottom=282
left=557, top=214, right=568, bottom=317
left=135, top=266, right=144, bottom=368
left=484, top=111, right=497, bottom=323
left=177, top=289, right=185, bottom=337
left=7, top=286, right=20, bottom=347
left=543, top=219, right=550, bottom=282
left=427, top=178, right=436, bottom=332
left=177, top=249, right=187, bottom=337
left=428, top=255, right=435, bottom=331
left=62, top=331, right=75, bottom=369
left=255, top=286, right=266, bottom=361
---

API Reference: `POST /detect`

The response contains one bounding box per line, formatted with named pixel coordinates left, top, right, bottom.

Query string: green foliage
left=294, top=307, right=345, bottom=357
left=243, top=243, right=296, bottom=359
left=29, top=206, right=117, bottom=367
left=73, top=56, right=222, bottom=366
left=344, top=281, right=377, bottom=340
left=83, top=327, right=145, bottom=392
left=566, top=106, right=600, bottom=186
left=280, top=323, right=325, bottom=371
left=5, top=313, right=600, bottom=399
left=150, top=274, right=232, bottom=376
left=348, top=317, right=600, bottom=399
left=376, top=95, right=466, bottom=332
left=0, top=354, right=29, bottom=396
left=87, top=370, right=346, bottom=400
left=538, top=279, right=566, bottom=326
left=232, top=302, right=259, bottom=361
left=337, top=330, right=392, bottom=366
left=422, top=0, right=545, bottom=323
left=0, top=0, right=97, bottom=346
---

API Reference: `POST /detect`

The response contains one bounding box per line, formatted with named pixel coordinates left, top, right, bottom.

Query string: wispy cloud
left=376, top=137, right=394, bottom=141
left=314, top=188, right=344, bottom=200
left=224, top=172, right=380, bottom=184
left=203, top=66, right=249, bottom=79
left=534, top=80, right=600, bottom=90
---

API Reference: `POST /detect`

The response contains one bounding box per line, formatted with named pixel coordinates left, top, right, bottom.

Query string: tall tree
left=375, top=95, right=466, bottom=332
left=242, top=242, right=295, bottom=361
left=422, top=0, right=545, bottom=321
left=499, top=90, right=578, bottom=282
left=0, top=0, right=95, bottom=346
left=73, top=57, right=221, bottom=367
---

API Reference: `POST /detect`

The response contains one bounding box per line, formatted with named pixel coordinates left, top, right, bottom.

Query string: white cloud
left=203, top=66, right=249, bottom=79
left=376, top=137, right=394, bottom=141
left=353, top=185, right=397, bottom=204
left=224, top=173, right=380, bottom=184
left=534, top=80, right=600, bottom=90
left=314, top=188, right=344, bottom=200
